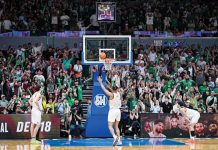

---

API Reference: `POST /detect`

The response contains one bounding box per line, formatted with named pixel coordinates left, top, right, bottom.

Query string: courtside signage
left=0, top=114, right=60, bottom=139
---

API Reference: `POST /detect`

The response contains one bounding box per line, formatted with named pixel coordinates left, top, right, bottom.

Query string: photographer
left=60, top=119, right=70, bottom=138
left=14, top=103, right=24, bottom=114
left=119, top=99, right=129, bottom=136
left=21, top=101, right=31, bottom=114
left=69, top=99, right=84, bottom=138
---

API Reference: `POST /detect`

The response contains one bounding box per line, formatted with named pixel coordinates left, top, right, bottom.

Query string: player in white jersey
left=177, top=100, right=200, bottom=143
left=98, top=76, right=122, bottom=146
left=28, top=85, right=44, bottom=144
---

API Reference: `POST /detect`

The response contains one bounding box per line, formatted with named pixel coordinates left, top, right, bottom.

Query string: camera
left=47, top=107, right=52, bottom=114
left=71, top=107, right=77, bottom=115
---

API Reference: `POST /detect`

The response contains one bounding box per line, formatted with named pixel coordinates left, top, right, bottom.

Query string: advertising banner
left=0, top=114, right=60, bottom=139
left=47, top=31, right=99, bottom=37
left=134, top=31, right=217, bottom=37
left=140, top=113, right=218, bottom=138
left=0, top=31, right=30, bottom=37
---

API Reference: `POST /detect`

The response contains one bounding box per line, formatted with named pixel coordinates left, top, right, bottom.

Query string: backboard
left=82, top=35, right=132, bottom=65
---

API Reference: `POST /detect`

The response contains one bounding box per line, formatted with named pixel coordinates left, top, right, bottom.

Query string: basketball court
left=1, top=138, right=218, bottom=150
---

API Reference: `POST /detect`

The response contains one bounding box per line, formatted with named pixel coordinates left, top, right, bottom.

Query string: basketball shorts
left=31, top=110, right=42, bottom=125
left=190, top=113, right=200, bottom=124
left=108, top=109, right=121, bottom=122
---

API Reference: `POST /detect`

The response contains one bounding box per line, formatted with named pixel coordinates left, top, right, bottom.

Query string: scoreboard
left=96, top=2, right=116, bottom=22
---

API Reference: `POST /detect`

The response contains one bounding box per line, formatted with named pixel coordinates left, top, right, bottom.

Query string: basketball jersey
left=185, top=108, right=200, bottom=120
left=32, top=92, right=42, bottom=112
left=109, top=92, right=121, bottom=109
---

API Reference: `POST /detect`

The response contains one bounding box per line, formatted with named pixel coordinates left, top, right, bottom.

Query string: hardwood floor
left=0, top=138, right=218, bottom=150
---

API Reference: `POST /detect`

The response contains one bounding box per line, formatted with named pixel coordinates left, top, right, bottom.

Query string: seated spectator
left=160, top=95, right=173, bottom=113
left=208, top=77, right=215, bottom=91
left=150, top=99, right=161, bottom=113
left=206, top=91, right=217, bottom=111
left=0, top=94, right=8, bottom=108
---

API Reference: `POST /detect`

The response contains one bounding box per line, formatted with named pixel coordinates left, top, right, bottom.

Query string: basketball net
left=103, top=59, right=114, bottom=70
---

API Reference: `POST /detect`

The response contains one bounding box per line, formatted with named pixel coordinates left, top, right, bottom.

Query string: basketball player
left=28, top=85, right=44, bottom=144
left=97, top=76, right=122, bottom=146
left=177, top=100, right=200, bottom=143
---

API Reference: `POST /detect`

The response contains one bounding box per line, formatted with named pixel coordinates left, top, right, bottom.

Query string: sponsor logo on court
left=94, top=94, right=108, bottom=108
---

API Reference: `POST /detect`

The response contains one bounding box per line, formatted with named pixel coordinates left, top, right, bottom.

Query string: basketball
left=99, top=52, right=106, bottom=59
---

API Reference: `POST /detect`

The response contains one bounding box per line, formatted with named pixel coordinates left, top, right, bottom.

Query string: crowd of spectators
left=0, top=0, right=217, bottom=35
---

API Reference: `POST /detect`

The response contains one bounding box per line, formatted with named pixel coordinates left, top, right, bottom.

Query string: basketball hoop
left=103, top=59, right=114, bottom=70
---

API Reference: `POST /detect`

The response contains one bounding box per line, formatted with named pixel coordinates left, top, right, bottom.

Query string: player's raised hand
left=97, top=76, right=103, bottom=83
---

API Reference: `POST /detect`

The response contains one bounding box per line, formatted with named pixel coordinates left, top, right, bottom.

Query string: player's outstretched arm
left=97, top=76, right=113, bottom=98
left=106, top=79, right=113, bottom=92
